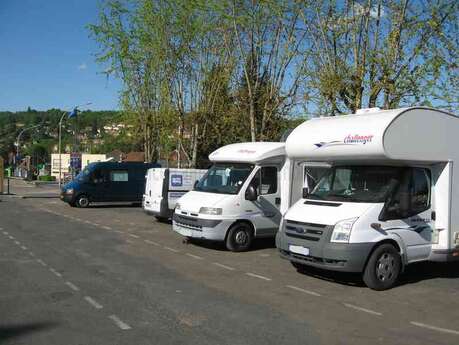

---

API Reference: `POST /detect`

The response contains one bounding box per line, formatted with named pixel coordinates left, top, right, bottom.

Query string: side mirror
left=193, top=180, right=199, bottom=189
left=245, top=185, right=258, bottom=201
left=302, top=187, right=309, bottom=199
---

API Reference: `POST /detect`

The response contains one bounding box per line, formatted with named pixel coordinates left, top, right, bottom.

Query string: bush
left=38, top=175, right=56, bottom=182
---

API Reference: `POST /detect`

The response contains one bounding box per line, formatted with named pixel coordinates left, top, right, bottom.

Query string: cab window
left=110, top=170, right=129, bottom=182
left=249, top=167, right=278, bottom=195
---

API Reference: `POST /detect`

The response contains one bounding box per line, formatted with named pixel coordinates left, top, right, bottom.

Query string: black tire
left=75, top=194, right=90, bottom=208
left=69, top=202, right=77, bottom=208
left=225, top=222, right=253, bottom=252
left=155, top=216, right=168, bottom=222
left=363, top=243, right=401, bottom=291
left=291, top=261, right=305, bottom=271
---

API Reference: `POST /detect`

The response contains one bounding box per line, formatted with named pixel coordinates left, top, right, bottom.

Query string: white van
left=143, top=168, right=207, bottom=221
left=173, top=142, right=286, bottom=251
left=276, top=107, right=459, bottom=290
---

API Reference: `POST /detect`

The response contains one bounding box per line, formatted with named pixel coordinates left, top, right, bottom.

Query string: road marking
left=186, top=253, right=204, bottom=260
left=65, top=281, right=80, bottom=292
left=84, top=296, right=103, bottom=309
left=245, top=272, right=272, bottom=281
left=3, top=231, right=8, bottom=235
left=20, top=245, right=27, bottom=250
left=129, top=234, right=140, bottom=239
left=144, top=239, right=160, bottom=246
left=49, top=268, right=62, bottom=277
left=410, top=321, right=459, bottom=336
left=108, top=315, right=132, bottom=330
left=93, top=223, right=100, bottom=227
left=212, top=262, right=235, bottom=271
left=102, top=226, right=112, bottom=230
left=343, top=303, right=382, bottom=316
left=286, top=285, right=321, bottom=297
left=114, top=230, right=123, bottom=234
left=8, top=235, right=14, bottom=240
left=29, top=252, right=35, bottom=257
left=36, top=259, right=47, bottom=267
left=164, top=246, right=180, bottom=253
left=14, top=240, right=20, bottom=245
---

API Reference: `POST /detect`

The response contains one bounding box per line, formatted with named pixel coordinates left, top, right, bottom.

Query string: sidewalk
left=1, top=178, right=60, bottom=199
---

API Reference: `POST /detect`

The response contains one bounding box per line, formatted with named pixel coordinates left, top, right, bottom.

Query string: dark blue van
left=60, top=162, right=160, bottom=208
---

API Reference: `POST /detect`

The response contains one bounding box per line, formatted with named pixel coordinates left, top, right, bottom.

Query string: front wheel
left=75, top=194, right=90, bottom=208
left=363, top=244, right=401, bottom=291
left=225, top=223, right=253, bottom=252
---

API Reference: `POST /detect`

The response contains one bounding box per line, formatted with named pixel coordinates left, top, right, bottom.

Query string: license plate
left=289, top=245, right=309, bottom=256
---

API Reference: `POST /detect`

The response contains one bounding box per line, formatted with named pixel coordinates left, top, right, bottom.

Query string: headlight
left=175, top=203, right=181, bottom=211
left=199, top=207, right=222, bottom=215
left=65, top=188, right=74, bottom=194
left=330, top=217, right=358, bottom=243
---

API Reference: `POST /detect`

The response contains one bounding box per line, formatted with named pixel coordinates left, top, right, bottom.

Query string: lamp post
left=58, top=102, right=91, bottom=188
left=16, top=124, right=42, bottom=177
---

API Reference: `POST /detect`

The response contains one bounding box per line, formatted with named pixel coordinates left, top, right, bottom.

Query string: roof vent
left=355, top=107, right=381, bottom=115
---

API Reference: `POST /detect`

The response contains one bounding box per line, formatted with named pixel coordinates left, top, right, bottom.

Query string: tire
left=69, top=202, right=77, bottom=208
left=291, top=261, right=305, bottom=271
left=225, top=222, right=254, bottom=252
left=155, top=216, right=168, bottom=222
left=75, top=194, right=90, bottom=208
left=363, top=243, right=401, bottom=291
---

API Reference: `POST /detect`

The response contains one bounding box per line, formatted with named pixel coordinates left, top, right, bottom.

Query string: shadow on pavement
left=0, top=321, right=58, bottom=344
left=294, top=264, right=365, bottom=287
left=184, top=237, right=276, bottom=252
left=86, top=203, right=142, bottom=209
left=398, top=261, right=459, bottom=286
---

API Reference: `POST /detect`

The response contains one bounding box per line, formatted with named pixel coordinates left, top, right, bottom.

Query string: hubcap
left=376, top=252, right=396, bottom=282
left=235, top=230, right=248, bottom=245
left=79, top=197, right=89, bottom=207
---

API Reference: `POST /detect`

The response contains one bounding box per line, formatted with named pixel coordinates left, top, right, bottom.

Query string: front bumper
left=60, top=192, right=74, bottom=203
left=172, top=213, right=230, bottom=241
left=276, top=220, right=373, bottom=272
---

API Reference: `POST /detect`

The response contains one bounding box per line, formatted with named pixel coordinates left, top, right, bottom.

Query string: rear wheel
left=155, top=216, right=168, bottom=222
left=75, top=194, right=90, bottom=208
left=363, top=244, right=401, bottom=291
left=225, top=222, right=253, bottom=252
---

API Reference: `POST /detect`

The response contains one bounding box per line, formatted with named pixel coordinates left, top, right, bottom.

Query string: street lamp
left=15, top=123, right=42, bottom=177
left=58, top=102, right=92, bottom=188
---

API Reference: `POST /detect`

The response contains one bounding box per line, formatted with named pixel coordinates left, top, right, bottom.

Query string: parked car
left=60, top=161, right=159, bottom=208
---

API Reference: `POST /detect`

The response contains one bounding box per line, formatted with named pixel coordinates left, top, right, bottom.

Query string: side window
left=92, top=169, right=105, bottom=184
left=411, top=168, right=431, bottom=214
left=110, top=170, right=129, bottom=182
left=260, top=167, right=278, bottom=195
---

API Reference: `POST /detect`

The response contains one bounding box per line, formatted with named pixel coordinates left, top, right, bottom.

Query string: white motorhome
left=143, top=168, right=207, bottom=221
left=173, top=142, right=286, bottom=251
left=276, top=107, right=459, bottom=290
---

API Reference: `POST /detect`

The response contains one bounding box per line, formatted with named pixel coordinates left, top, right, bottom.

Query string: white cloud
left=77, top=63, right=87, bottom=70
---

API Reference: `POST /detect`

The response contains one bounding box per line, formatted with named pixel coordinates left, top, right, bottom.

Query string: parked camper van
left=60, top=162, right=159, bottom=208
left=173, top=142, right=286, bottom=251
left=276, top=107, right=459, bottom=290
left=143, top=168, right=207, bottom=221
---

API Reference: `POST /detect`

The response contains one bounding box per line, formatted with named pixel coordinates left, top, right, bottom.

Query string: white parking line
left=108, top=314, right=132, bottom=330
left=129, top=234, right=140, bottom=239
left=144, top=239, right=160, bottom=246
left=49, top=268, right=62, bottom=278
left=245, top=272, right=272, bottom=281
left=65, top=281, right=80, bottom=292
left=286, top=285, right=321, bottom=297
left=84, top=296, right=103, bottom=309
left=343, top=303, right=382, bottom=316
left=186, top=253, right=204, bottom=260
left=14, top=240, right=20, bottom=245
left=8, top=235, right=14, bottom=240
left=102, top=226, right=112, bottom=230
left=410, top=321, right=459, bottom=336
left=212, top=262, right=235, bottom=271
left=36, top=259, right=47, bottom=267
left=29, top=252, right=35, bottom=257
left=114, top=230, right=123, bottom=234
left=164, top=246, right=180, bottom=253
left=20, top=245, right=27, bottom=250
left=93, top=223, right=100, bottom=227
left=3, top=231, right=8, bottom=235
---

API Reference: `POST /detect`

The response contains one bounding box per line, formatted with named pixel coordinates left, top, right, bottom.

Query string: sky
left=0, top=0, right=121, bottom=112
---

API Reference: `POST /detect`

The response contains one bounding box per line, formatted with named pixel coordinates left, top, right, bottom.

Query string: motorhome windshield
left=195, top=163, right=254, bottom=195
left=308, top=166, right=404, bottom=203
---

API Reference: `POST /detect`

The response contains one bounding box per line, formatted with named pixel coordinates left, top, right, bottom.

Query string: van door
left=381, top=167, right=433, bottom=262
left=247, top=166, right=282, bottom=237
left=89, top=168, right=109, bottom=202
left=108, top=169, right=130, bottom=201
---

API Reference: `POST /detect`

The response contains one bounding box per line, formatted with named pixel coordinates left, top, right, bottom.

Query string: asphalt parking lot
left=1, top=193, right=459, bottom=344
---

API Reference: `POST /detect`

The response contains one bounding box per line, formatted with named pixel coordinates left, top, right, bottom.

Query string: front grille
left=174, top=214, right=202, bottom=230
left=175, top=221, right=202, bottom=231
left=280, top=250, right=345, bottom=267
left=284, top=220, right=328, bottom=241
